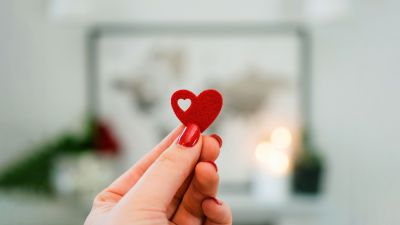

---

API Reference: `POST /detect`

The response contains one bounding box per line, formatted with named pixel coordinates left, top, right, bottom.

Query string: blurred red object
left=94, top=120, right=120, bottom=155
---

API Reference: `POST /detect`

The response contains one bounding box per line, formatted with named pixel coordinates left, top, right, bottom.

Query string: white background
left=1, top=0, right=400, bottom=224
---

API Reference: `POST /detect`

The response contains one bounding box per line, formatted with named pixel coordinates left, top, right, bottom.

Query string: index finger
left=96, top=125, right=185, bottom=203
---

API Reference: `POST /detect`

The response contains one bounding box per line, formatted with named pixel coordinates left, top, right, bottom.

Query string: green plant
left=0, top=118, right=95, bottom=195
left=291, top=128, right=325, bottom=195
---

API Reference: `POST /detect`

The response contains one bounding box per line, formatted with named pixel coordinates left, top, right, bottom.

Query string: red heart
left=171, top=89, right=223, bottom=132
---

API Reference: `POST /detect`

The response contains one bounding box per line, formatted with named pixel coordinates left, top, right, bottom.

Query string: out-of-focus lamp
left=252, top=126, right=293, bottom=203
left=255, top=142, right=290, bottom=176
left=270, top=127, right=292, bottom=149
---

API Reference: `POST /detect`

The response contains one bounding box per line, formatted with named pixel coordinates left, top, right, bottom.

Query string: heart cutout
left=171, top=89, right=223, bottom=132
left=178, top=99, right=191, bottom=111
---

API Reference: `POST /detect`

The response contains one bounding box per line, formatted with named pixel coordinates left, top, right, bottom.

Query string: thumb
left=120, top=124, right=202, bottom=210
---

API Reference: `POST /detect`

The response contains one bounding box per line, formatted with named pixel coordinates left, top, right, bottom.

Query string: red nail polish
left=209, top=197, right=223, bottom=206
left=210, top=134, right=223, bottom=148
left=177, top=124, right=200, bottom=147
left=207, top=161, right=218, bottom=172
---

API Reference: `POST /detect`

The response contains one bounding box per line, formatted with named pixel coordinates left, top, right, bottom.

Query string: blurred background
left=0, top=0, right=399, bottom=225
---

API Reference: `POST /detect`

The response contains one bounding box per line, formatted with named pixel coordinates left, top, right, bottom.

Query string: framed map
left=87, top=24, right=311, bottom=191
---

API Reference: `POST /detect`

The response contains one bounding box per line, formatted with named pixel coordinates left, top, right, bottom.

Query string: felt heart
left=171, top=89, right=223, bottom=132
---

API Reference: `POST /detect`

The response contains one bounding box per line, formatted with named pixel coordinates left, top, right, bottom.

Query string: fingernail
left=207, top=161, right=218, bottom=172
left=210, top=134, right=223, bottom=148
left=177, top=124, right=200, bottom=147
left=209, top=197, right=223, bottom=206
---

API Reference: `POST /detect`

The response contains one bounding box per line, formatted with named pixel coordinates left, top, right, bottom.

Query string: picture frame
left=85, top=23, right=312, bottom=191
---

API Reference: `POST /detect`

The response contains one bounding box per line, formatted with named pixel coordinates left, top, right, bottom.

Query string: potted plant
left=291, top=129, right=324, bottom=195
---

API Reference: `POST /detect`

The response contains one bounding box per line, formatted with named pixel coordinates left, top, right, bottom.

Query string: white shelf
left=0, top=191, right=332, bottom=225
left=221, top=193, right=331, bottom=225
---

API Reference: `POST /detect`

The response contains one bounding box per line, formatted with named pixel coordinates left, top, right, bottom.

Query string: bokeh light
left=255, top=142, right=290, bottom=176
left=270, top=127, right=292, bottom=149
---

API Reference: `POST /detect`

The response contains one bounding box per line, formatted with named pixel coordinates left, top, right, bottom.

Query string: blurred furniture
left=223, top=193, right=332, bottom=225
left=0, top=191, right=332, bottom=225
left=0, top=192, right=87, bottom=225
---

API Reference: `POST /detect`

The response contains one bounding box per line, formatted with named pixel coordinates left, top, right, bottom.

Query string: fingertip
left=206, top=161, right=218, bottom=172
left=177, top=123, right=201, bottom=148
left=200, top=135, right=221, bottom=161
left=210, top=134, right=223, bottom=148
left=202, top=197, right=232, bottom=224
left=195, top=162, right=219, bottom=183
left=209, top=196, right=222, bottom=205
left=203, top=197, right=223, bottom=208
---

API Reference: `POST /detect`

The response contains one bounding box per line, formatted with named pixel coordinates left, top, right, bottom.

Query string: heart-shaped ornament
left=171, top=89, right=223, bottom=132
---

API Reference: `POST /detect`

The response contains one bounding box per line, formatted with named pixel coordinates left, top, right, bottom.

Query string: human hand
left=84, top=124, right=232, bottom=225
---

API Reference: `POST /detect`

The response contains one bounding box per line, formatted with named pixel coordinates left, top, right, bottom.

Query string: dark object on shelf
left=291, top=130, right=324, bottom=195
left=94, top=120, right=120, bottom=155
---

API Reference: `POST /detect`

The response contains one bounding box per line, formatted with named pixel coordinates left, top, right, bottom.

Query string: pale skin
left=84, top=125, right=232, bottom=225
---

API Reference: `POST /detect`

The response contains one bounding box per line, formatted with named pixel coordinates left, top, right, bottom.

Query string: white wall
left=1, top=0, right=400, bottom=224
left=0, top=0, right=311, bottom=169
left=0, top=0, right=86, bottom=168
left=313, top=0, right=400, bottom=224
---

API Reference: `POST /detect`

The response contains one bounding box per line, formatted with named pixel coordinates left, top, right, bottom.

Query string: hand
left=84, top=124, right=232, bottom=225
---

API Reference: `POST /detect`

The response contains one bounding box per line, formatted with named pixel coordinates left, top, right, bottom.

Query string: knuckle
left=158, top=152, right=178, bottom=167
left=157, top=150, right=188, bottom=177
